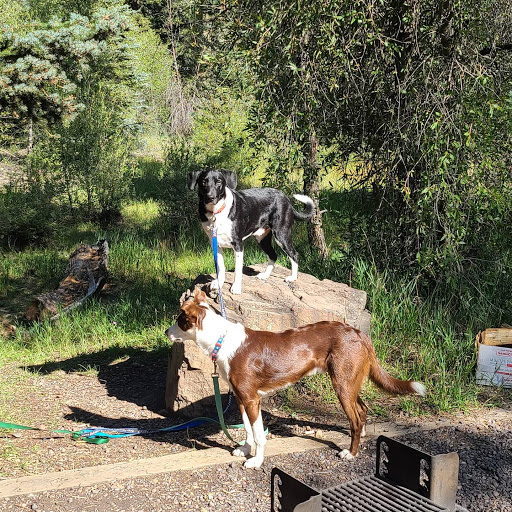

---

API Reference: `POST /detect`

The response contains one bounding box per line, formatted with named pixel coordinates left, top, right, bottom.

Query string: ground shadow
left=60, top=402, right=347, bottom=453
left=22, top=346, right=350, bottom=452
left=23, top=347, right=169, bottom=413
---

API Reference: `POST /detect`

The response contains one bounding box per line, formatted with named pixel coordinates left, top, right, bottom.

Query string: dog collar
left=212, top=202, right=226, bottom=215
left=211, top=333, right=226, bottom=362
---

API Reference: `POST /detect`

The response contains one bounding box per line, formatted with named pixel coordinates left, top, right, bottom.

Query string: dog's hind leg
left=255, top=231, right=277, bottom=280
left=337, top=393, right=365, bottom=460
left=329, top=366, right=367, bottom=460
left=232, top=403, right=253, bottom=458
left=358, top=397, right=368, bottom=437
left=273, top=229, right=299, bottom=283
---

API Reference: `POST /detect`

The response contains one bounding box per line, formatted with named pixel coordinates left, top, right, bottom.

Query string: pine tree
left=0, top=6, right=131, bottom=131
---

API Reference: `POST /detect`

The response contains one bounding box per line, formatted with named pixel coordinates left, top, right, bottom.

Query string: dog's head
left=165, top=288, right=210, bottom=342
left=187, top=168, right=238, bottom=205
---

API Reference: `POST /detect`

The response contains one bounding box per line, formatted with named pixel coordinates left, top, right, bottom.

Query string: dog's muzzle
left=165, top=325, right=183, bottom=342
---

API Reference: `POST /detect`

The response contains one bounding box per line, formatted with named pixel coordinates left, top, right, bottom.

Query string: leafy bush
left=57, top=82, right=137, bottom=221
left=164, top=86, right=261, bottom=179
left=221, top=0, right=512, bottom=287
left=0, top=185, right=59, bottom=248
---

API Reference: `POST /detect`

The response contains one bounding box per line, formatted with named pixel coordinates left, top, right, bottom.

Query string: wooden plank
left=0, top=436, right=333, bottom=498
left=481, top=328, right=512, bottom=346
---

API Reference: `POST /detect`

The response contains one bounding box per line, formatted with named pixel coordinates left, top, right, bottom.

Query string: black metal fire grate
left=321, top=476, right=448, bottom=512
left=271, top=436, right=468, bottom=512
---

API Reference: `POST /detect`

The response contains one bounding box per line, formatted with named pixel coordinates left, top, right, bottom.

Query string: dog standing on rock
left=187, top=168, right=314, bottom=294
left=166, top=288, right=426, bottom=469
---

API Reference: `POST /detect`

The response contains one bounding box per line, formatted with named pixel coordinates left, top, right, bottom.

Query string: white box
left=475, top=330, right=512, bottom=388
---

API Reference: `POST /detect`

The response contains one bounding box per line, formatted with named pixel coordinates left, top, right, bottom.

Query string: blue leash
left=211, top=225, right=228, bottom=319
left=75, top=392, right=235, bottom=440
left=76, top=225, right=234, bottom=443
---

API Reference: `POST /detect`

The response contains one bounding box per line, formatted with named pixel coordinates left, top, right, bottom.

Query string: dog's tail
left=292, top=194, right=315, bottom=221
left=368, top=346, right=426, bottom=397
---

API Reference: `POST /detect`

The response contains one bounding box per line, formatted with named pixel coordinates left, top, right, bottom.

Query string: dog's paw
left=338, top=449, right=356, bottom=461
left=244, top=456, right=263, bottom=469
left=285, top=275, right=297, bottom=283
left=232, top=444, right=251, bottom=458
left=256, top=272, right=269, bottom=281
left=230, top=282, right=242, bottom=295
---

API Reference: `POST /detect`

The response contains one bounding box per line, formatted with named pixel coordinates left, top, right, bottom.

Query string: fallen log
left=24, top=240, right=109, bottom=321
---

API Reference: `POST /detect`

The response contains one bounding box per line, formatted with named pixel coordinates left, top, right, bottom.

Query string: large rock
left=165, top=264, right=371, bottom=416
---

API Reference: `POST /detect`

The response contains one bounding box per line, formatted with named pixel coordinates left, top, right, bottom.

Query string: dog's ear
left=222, top=170, right=238, bottom=190
left=187, top=170, right=201, bottom=190
left=193, top=287, right=208, bottom=304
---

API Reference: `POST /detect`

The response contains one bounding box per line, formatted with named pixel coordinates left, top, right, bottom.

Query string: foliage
left=164, top=86, right=259, bottom=178
left=0, top=5, right=132, bottom=127
left=0, top=2, right=171, bottom=232
left=56, top=82, right=137, bottom=219
left=25, top=0, right=96, bottom=21
left=0, top=184, right=59, bottom=248
left=223, top=0, right=512, bottom=286
left=127, top=13, right=183, bottom=135
left=0, top=0, right=28, bottom=30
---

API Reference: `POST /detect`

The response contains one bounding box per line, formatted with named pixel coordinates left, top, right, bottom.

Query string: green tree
left=225, top=0, right=512, bottom=282
left=0, top=5, right=131, bottom=149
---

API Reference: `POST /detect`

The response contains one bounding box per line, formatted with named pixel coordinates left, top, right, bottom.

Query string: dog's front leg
left=243, top=404, right=266, bottom=469
left=232, top=406, right=253, bottom=459
left=230, top=250, right=244, bottom=294
left=210, top=247, right=226, bottom=291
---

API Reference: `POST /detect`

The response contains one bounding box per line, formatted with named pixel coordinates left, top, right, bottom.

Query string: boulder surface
left=166, top=264, right=371, bottom=416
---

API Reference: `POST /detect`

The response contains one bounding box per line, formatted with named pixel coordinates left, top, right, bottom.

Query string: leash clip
left=212, top=360, right=218, bottom=377
left=210, top=216, right=217, bottom=232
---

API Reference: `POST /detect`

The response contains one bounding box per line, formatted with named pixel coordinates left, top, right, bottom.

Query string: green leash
left=212, top=373, right=238, bottom=444
left=212, top=373, right=268, bottom=445
left=0, top=421, right=108, bottom=444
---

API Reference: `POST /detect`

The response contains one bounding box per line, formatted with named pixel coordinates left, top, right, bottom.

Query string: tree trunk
left=303, top=133, right=329, bottom=259
left=27, top=118, right=34, bottom=153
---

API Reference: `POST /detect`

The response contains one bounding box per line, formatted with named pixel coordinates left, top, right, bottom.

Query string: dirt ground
left=0, top=350, right=512, bottom=512
left=0, top=354, right=358, bottom=478
left=0, top=352, right=462, bottom=478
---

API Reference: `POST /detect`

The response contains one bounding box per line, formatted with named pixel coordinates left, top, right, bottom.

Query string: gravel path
left=1, top=409, right=511, bottom=512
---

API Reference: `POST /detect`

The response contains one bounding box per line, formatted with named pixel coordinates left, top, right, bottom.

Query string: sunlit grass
left=121, top=199, right=161, bottom=230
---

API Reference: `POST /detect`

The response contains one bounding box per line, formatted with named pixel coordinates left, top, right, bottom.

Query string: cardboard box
left=475, top=329, right=512, bottom=388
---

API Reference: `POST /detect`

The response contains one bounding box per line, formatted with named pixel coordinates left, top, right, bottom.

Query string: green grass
left=0, top=153, right=510, bottom=426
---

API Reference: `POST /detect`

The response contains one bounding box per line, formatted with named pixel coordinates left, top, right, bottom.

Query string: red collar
left=212, top=202, right=226, bottom=215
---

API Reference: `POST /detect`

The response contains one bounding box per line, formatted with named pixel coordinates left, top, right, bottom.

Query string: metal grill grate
left=320, top=476, right=449, bottom=512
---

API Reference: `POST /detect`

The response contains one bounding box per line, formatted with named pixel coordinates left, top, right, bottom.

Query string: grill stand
left=271, top=435, right=468, bottom=512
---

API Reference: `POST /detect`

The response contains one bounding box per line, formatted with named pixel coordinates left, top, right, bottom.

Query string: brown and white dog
left=165, top=289, right=425, bottom=469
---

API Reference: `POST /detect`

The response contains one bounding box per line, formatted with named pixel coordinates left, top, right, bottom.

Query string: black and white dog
left=187, top=168, right=314, bottom=294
